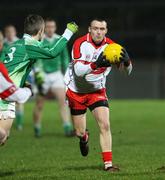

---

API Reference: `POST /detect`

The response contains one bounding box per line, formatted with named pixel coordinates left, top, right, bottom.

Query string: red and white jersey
left=64, top=33, right=114, bottom=93
left=0, top=62, right=31, bottom=103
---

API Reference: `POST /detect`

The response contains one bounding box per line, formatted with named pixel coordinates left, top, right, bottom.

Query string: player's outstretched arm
left=27, top=22, right=78, bottom=60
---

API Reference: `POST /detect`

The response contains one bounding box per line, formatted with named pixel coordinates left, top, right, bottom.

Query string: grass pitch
left=0, top=100, right=165, bottom=179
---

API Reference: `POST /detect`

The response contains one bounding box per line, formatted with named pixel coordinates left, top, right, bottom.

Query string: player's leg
left=0, top=118, right=14, bottom=145
left=33, top=95, right=45, bottom=137
left=51, top=71, right=73, bottom=136
left=91, top=103, right=119, bottom=171
left=66, top=88, right=89, bottom=155
left=15, top=103, right=24, bottom=130
left=71, top=113, right=89, bottom=156
left=52, top=87, right=73, bottom=136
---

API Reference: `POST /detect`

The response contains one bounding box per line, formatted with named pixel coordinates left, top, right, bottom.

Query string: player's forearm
left=5, top=87, right=32, bottom=103
left=62, top=29, right=74, bottom=41
left=74, top=62, right=93, bottom=76
left=49, top=28, right=74, bottom=58
left=49, top=37, right=68, bottom=57
left=124, top=61, right=132, bottom=75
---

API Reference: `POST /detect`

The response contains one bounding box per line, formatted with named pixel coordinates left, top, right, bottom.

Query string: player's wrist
left=124, top=60, right=131, bottom=67
left=62, top=29, right=74, bottom=41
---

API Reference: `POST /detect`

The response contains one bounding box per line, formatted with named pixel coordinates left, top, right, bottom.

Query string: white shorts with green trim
left=0, top=99, right=16, bottom=119
left=42, top=71, right=65, bottom=94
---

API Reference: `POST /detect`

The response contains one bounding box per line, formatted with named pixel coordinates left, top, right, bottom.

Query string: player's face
left=4, top=26, right=17, bottom=42
left=89, top=20, right=107, bottom=44
left=45, top=21, right=56, bottom=38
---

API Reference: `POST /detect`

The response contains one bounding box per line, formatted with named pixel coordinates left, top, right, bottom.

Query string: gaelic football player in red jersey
left=64, top=19, right=132, bottom=171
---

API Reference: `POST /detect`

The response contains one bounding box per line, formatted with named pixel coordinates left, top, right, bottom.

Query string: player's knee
left=100, top=121, right=110, bottom=133
left=0, top=128, right=7, bottom=145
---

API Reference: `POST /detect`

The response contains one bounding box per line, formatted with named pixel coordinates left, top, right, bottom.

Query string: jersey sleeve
left=26, top=36, right=68, bottom=60
left=72, top=39, right=93, bottom=76
left=5, top=87, right=32, bottom=103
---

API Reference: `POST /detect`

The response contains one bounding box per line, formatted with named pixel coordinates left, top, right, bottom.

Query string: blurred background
left=0, top=0, right=164, bottom=98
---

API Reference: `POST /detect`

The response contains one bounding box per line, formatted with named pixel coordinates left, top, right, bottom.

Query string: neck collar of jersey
left=87, top=33, right=106, bottom=49
left=23, top=34, right=41, bottom=46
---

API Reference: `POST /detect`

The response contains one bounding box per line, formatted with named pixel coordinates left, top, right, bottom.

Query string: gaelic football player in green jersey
left=33, top=18, right=73, bottom=137
left=0, top=14, right=78, bottom=145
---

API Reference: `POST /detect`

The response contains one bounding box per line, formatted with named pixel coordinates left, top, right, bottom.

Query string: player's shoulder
left=73, top=34, right=88, bottom=47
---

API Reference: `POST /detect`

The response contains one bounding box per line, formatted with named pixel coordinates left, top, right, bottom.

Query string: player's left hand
left=67, top=22, right=78, bottom=33
left=120, top=48, right=131, bottom=66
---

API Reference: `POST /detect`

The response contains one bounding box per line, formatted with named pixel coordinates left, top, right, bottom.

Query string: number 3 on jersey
left=4, top=47, right=16, bottom=63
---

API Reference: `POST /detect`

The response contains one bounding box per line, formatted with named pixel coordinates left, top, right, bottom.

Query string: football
left=103, top=43, right=123, bottom=64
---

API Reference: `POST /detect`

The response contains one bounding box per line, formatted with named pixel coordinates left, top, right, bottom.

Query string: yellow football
left=103, top=43, right=123, bottom=64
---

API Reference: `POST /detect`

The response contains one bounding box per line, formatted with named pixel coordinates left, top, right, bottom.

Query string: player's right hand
left=67, top=22, right=78, bottom=33
left=95, top=52, right=111, bottom=68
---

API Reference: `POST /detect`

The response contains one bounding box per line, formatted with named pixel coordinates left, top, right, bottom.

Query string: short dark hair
left=89, top=18, right=107, bottom=27
left=24, top=14, right=44, bottom=36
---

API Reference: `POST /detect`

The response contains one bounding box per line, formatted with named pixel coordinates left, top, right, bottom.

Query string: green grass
left=1, top=100, right=165, bottom=179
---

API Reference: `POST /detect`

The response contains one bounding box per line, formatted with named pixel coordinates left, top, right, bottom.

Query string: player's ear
left=105, top=27, right=108, bottom=34
left=88, top=27, right=91, bottom=33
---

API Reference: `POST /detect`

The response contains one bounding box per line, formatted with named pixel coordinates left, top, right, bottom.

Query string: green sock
left=34, top=123, right=41, bottom=137
left=16, top=111, right=24, bottom=130
left=63, top=122, right=73, bottom=135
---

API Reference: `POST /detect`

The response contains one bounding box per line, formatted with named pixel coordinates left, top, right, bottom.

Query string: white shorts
left=0, top=100, right=16, bottom=119
left=42, top=71, right=65, bottom=94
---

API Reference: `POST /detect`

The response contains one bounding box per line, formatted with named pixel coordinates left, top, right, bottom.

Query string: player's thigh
left=35, top=95, right=45, bottom=109
left=52, top=88, right=66, bottom=103
left=0, top=118, right=14, bottom=133
left=92, top=106, right=110, bottom=131
left=72, top=113, right=87, bottom=130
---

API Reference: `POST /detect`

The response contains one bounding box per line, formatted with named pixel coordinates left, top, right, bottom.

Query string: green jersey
left=0, top=37, right=19, bottom=59
left=39, top=34, right=70, bottom=73
left=0, top=34, right=68, bottom=87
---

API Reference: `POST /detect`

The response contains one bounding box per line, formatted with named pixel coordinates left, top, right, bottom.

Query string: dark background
left=0, top=0, right=165, bottom=98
